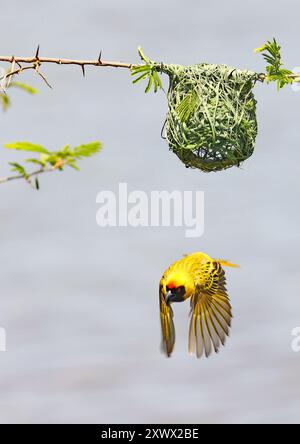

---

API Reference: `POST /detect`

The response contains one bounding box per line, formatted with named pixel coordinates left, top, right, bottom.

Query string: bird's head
left=163, top=271, right=195, bottom=304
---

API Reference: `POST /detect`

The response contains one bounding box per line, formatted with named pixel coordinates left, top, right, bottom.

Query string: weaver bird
left=159, top=252, right=239, bottom=358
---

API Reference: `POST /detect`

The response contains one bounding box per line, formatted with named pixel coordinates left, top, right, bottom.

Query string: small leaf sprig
left=255, top=38, right=299, bottom=90
left=131, top=47, right=163, bottom=93
left=1, top=141, right=102, bottom=189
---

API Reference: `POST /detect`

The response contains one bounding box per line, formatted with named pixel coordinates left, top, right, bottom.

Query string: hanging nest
left=159, top=63, right=258, bottom=172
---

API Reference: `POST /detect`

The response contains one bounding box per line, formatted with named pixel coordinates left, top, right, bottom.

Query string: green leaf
left=67, top=161, right=80, bottom=171
left=9, top=162, right=28, bottom=178
left=132, top=72, right=149, bottom=84
left=131, top=65, right=151, bottom=76
left=9, top=82, right=38, bottom=95
left=40, top=153, right=51, bottom=164
left=145, top=75, right=153, bottom=93
left=153, top=71, right=163, bottom=93
left=4, top=142, right=50, bottom=154
left=131, top=47, right=163, bottom=94
left=1, top=93, right=10, bottom=111
left=72, top=141, right=102, bottom=159
left=62, top=144, right=71, bottom=153
left=25, top=158, right=46, bottom=167
left=43, top=154, right=60, bottom=166
left=254, top=44, right=268, bottom=54
left=176, top=91, right=199, bottom=122
left=138, top=46, right=150, bottom=64
left=255, top=38, right=294, bottom=90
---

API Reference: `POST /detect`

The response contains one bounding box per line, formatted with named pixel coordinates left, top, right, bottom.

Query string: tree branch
left=0, top=164, right=63, bottom=185
left=0, top=52, right=137, bottom=89
left=257, top=72, right=300, bottom=82
left=0, top=49, right=299, bottom=83
left=0, top=54, right=135, bottom=71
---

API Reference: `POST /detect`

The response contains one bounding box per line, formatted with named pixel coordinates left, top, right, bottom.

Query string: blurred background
left=0, top=0, right=300, bottom=424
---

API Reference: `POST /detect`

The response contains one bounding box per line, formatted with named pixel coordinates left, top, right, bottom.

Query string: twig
left=0, top=165, right=63, bottom=185
left=257, top=72, right=300, bottom=82
left=3, top=65, right=36, bottom=79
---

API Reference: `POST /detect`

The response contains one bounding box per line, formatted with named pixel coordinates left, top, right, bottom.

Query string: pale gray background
left=0, top=0, right=299, bottom=424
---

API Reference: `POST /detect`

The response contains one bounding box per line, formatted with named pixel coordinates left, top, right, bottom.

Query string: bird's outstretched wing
left=159, top=284, right=176, bottom=357
left=188, top=260, right=232, bottom=358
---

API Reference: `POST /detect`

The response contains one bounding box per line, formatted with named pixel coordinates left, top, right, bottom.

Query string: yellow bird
left=159, top=252, right=239, bottom=358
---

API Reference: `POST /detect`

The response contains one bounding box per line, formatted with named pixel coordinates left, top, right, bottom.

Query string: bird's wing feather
left=159, top=284, right=176, bottom=357
left=188, top=260, right=232, bottom=358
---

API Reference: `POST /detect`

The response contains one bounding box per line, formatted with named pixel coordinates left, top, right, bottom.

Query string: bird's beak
left=165, top=290, right=173, bottom=305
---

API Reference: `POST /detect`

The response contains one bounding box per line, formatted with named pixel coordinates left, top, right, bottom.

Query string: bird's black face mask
left=166, top=286, right=186, bottom=304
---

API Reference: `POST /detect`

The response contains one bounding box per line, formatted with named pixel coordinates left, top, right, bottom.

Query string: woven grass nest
left=160, top=63, right=258, bottom=172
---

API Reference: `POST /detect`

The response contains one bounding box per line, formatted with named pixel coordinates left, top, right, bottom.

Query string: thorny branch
left=0, top=45, right=299, bottom=82
left=0, top=46, right=136, bottom=89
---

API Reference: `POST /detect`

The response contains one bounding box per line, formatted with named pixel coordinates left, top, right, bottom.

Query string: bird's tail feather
left=160, top=308, right=176, bottom=358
